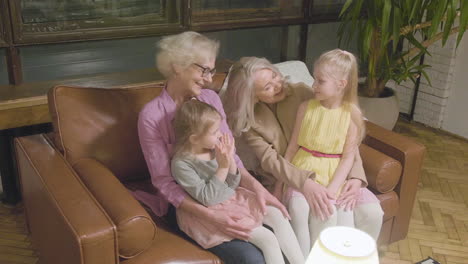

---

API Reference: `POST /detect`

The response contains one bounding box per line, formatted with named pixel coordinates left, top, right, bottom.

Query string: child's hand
left=326, top=184, right=339, bottom=200
left=336, top=179, right=361, bottom=211
left=221, top=134, right=235, bottom=158
left=215, top=140, right=230, bottom=169
left=220, top=134, right=238, bottom=174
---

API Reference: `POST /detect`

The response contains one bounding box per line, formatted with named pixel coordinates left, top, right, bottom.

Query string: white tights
left=288, top=196, right=383, bottom=256
left=249, top=206, right=305, bottom=264
left=288, top=196, right=311, bottom=257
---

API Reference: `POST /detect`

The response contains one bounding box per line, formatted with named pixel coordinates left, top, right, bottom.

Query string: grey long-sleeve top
left=171, top=155, right=241, bottom=207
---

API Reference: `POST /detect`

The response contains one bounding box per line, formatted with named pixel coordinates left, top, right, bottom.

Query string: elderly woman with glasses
left=134, top=32, right=288, bottom=264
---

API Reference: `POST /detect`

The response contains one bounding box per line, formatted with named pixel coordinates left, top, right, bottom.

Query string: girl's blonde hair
left=223, top=57, right=284, bottom=136
left=156, top=31, right=220, bottom=78
left=173, top=100, right=222, bottom=155
left=314, top=49, right=365, bottom=143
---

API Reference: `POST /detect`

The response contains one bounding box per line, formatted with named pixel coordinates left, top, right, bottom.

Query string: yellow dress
left=291, top=99, right=350, bottom=187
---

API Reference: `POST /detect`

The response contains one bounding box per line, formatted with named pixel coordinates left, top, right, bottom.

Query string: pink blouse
left=134, top=88, right=244, bottom=216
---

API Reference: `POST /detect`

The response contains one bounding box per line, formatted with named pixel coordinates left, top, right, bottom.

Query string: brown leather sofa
left=14, top=72, right=425, bottom=264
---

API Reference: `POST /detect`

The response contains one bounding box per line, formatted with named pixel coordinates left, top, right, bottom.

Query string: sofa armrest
left=360, top=144, right=402, bottom=194
left=73, top=158, right=156, bottom=259
left=363, top=121, right=426, bottom=241
left=15, top=134, right=118, bottom=264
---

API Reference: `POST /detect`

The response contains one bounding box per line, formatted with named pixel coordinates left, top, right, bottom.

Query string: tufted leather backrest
left=48, top=84, right=164, bottom=182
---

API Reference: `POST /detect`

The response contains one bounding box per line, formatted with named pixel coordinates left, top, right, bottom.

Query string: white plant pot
left=358, top=87, right=400, bottom=130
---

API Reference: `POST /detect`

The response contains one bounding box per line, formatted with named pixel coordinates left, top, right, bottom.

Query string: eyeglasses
left=193, top=63, right=216, bottom=78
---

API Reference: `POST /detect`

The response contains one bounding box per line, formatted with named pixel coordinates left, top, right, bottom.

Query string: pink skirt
left=176, top=187, right=264, bottom=249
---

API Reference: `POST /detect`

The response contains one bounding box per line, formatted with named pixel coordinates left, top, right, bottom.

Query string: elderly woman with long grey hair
left=222, top=56, right=383, bottom=256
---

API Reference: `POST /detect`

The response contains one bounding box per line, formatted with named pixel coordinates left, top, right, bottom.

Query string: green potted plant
left=338, top=0, right=468, bottom=129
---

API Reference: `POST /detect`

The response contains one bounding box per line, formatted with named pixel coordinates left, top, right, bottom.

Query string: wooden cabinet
left=2, top=0, right=349, bottom=45
left=191, top=0, right=305, bottom=26
left=9, top=0, right=183, bottom=44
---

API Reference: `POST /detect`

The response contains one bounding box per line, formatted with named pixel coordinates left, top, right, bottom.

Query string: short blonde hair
left=173, top=100, right=221, bottom=155
left=156, top=31, right=220, bottom=78
left=314, top=49, right=365, bottom=142
left=223, top=57, right=283, bottom=136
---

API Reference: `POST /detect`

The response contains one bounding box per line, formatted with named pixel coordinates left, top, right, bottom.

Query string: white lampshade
left=306, top=226, right=379, bottom=264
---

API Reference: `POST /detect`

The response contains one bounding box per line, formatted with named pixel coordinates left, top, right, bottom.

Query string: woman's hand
left=180, top=196, right=252, bottom=241
left=258, top=188, right=291, bottom=220
left=215, top=139, right=230, bottom=169
left=206, top=208, right=252, bottom=241
left=251, top=182, right=290, bottom=220
left=237, top=168, right=289, bottom=219
left=336, top=179, right=361, bottom=211
left=302, top=178, right=335, bottom=221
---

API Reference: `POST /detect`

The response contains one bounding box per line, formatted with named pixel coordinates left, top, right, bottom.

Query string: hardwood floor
left=0, top=203, right=37, bottom=264
left=0, top=119, right=467, bottom=264
left=379, top=120, right=468, bottom=264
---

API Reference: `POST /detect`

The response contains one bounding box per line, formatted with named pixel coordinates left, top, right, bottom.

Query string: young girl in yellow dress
left=278, top=49, right=381, bottom=248
left=171, top=100, right=304, bottom=264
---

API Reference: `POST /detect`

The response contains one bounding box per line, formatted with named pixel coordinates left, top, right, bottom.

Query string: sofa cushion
left=74, top=158, right=157, bottom=259
left=219, top=60, right=314, bottom=97
left=48, top=84, right=164, bottom=182
left=274, top=60, right=314, bottom=86
left=360, top=144, right=403, bottom=193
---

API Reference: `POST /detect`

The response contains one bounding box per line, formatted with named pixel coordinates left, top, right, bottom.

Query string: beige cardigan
left=240, top=82, right=368, bottom=192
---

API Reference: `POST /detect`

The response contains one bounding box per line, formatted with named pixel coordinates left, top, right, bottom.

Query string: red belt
left=301, top=146, right=342, bottom=158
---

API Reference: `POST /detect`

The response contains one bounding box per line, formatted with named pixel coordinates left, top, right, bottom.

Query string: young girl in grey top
left=171, top=100, right=304, bottom=264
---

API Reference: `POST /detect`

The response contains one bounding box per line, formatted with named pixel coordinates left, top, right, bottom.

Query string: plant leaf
left=457, top=0, right=468, bottom=46
left=428, top=0, right=448, bottom=37
left=406, top=34, right=431, bottom=57
left=442, top=0, right=457, bottom=45
left=351, top=0, right=364, bottom=42
left=392, top=6, right=402, bottom=52
left=382, top=0, right=392, bottom=35
left=409, top=0, right=422, bottom=23
left=420, top=69, right=432, bottom=86
left=380, top=0, right=392, bottom=54
left=362, top=23, right=373, bottom=61
left=339, top=0, right=354, bottom=17
left=403, top=0, right=411, bottom=13
left=336, top=0, right=468, bottom=97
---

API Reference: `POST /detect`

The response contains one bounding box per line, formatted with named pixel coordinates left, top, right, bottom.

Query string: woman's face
left=254, top=68, right=286, bottom=104
left=179, top=57, right=216, bottom=97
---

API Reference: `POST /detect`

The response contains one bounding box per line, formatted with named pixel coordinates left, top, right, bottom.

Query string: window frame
left=308, top=0, right=346, bottom=23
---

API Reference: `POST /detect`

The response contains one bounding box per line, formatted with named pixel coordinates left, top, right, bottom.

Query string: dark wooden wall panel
left=0, top=49, right=8, bottom=85
left=20, top=37, right=161, bottom=82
